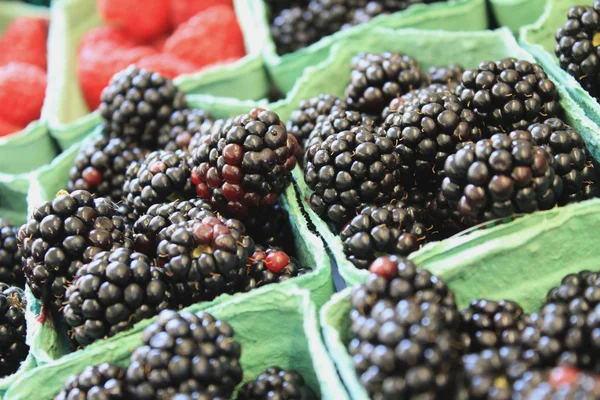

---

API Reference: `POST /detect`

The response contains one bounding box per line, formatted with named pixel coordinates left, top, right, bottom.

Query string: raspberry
left=136, top=53, right=199, bottom=79
left=0, top=62, right=46, bottom=126
left=164, top=4, right=245, bottom=69
left=97, top=0, right=169, bottom=41
left=0, top=117, right=23, bottom=137
left=169, top=0, right=233, bottom=27
left=0, top=17, right=48, bottom=70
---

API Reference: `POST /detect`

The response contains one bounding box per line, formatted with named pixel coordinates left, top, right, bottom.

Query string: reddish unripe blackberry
left=54, top=363, right=125, bottom=400
left=68, top=135, right=147, bottom=202
left=63, top=248, right=174, bottom=347
left=156, top=108, right=213, bottom=152
left=0, top=219, right=23, bottom=288
left=242, top=246, right=312, bottom=292
left=237, top=367, right=317, bottom=400
left=125, top=310, right=242, bottom=400
left=191, top=108, right=297, bottom=218
left=0, top=284, right=27, bottom=377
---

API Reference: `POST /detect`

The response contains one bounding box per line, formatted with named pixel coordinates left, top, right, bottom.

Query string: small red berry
left=223, top=143, right=243, bottom=165
left=222, top=165, right=242, bottom=184
left=369, top=256, right=398, bottom=280
left=191, top=168, right=201, bottom=185
left=193, top=223, right=213, bottom=244
left=212, top=224, right=231, bottom=237
left=206, top=167, right=221, bottom=188
left=222, top=183, right=244, bottom=202
left=549, top=366, right=580, bottom=388
left=82, top=167, right=102, bottom=187
left=265, top=251, right=290, bottom=273
left=195, top=182, right=210, bottom=199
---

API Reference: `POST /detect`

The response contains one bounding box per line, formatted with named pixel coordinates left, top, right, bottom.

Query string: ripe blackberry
left=0, top=219, right=23, bottom=288
left=132, top=198, right=214, bottom=256
left=99, top=66, right=187, bottom=148
left=459, top=299, right=529, bottom=353
left=243, top=204, right=295, bottom=255
left=54, top=363, right=125, bottom=400
left=125, top=309, right=242, bottom=400
left=237, top=367, right=316, bottom=400
left=270, top=6, right=320, bottom=55
left=68, top=135, right=147, bottom=202
left=304, top=126, right=405, bottom=227
left=424, top=64, right=464, bottom=86
left=309, top=0, right=365, bottom=35
left=123, top=150, right=195, bottom=217
left=456, top=58, right=561, bottom=135
left=156, top=217, right=255, bottom=307
left=340, top=203, right=430, bottom=269
left=18, top=191, right=132, bottom=311
left=555, top=4, right=600, bottom=95
left=528, top=117, right=599, bottom=205
left=513, top=366, right=600, bottom=399
left=156, top=108, right=213, bottom=152
left=0, top=284, right=27, bottom=377
left=191, top=108, right=298, bottom=218
left=266, top=0, right=309, bottom=16
left=441, top=133, right=557, bottom=225
left=381, top=83, right=455, bottom=121
left=381, top=91, right=484, bottom=188
left=62, top=248, right=174, bottom=347
left=345, top=52, right=422, bottom=114
left=242, top=246, right=312, bottom=292
left=287, top=94, right=346, bottom=152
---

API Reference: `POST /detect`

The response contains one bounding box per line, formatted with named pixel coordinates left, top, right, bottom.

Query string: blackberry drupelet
left=68, top=135, right=147, bottom=202
left=99, top=66, right=187, bottom=148
left=18, top=191, right=132, bottom=311
left=424, top=64, right=464, bottom=86
left=62, top=248, right=174, bottom=347
left=304, top=125, right=404, bottom=227
left=125, top=310, right=242, bottom=400
left=156, top=108, right=213, bottom=152
left=270, top=6, right=320, bottom=55
left=381, top=83, right=455, bottom=121
left=243, top=204, right=296, bottom=254
left=0, top=219, right=23, bottom=288
left=191, top=108, right=298, bottom=218
left=555, top=4, right=600, bottom=96
left=156, top=217, right=255, bottom=306
left=54, top=363, right=126, bottom=400
left=459, top=299, right=529, bottom=353
left=340, top=203, right=430, bottom=269
left=441, top=133, right=557, bottom=225
left=345, top=52, right=422, bottom=114
left=0, top=284, right=27, bottom=377
left=132, top=198, right=214, bottom=256
left=513, top=366, right=600, bottom=399
left=123, top=150, right=195, bottom=217
left=456, top=58, right=561, bottom=135
left=583, top=149, right=600, bottom=199
left=242, top=246, right=312, bottom=292
left=237, top=367, right=316, bottom=400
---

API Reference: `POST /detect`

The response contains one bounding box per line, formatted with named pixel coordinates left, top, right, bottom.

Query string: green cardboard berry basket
left=5, top=286, right=349, bottom=400
left=248, top=0, right=488, bottom=95
left=44, top=0, right=269, bottom=150
left=520, top=0, right=600, bottom=129
left=279, top=26, right=600, bottom=288
left=320, top=198, right=600, bottom=399
left=489, top=0, right=547, bottom=33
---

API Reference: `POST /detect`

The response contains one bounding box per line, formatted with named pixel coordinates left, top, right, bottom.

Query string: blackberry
left=0, top=219, right=23, bottom=288
left=191, top=108, right=298, bottom=218
left=513, top=366, right=600, bottom=399
left=99, top=66, right=187, bottom=148
left=122, top=150, right=195, bottom=217
left=339, top=203, right=430, bottom=269
left=309, top=0, right=364, bottom=35
left=287, top=94, right=346, bottom=152
left=125, top=309, right=242, bottom=400
left=304, top=125, right=405, bottom=227
left=54, top=363, right=125, bottom=400
left=237, top=367, right=316, bottom=400
left=344, top=1, right=386, bottom=27
left=456, top=58, right=561, bottom=135
left=242, top=204, right=296, bottom=255
left=18, top=191, right=132, bottom=311
left=381, top=91, right=484, bottom=188
left=68, top=135, right=147, bottom=202
left=156, top=217, right=255, bottom=307
left=441, top=133, right=557, bottom=225
left=348, top=257, right=460, bottom=399
left=266, top=0, right=309, bottom=16
left=242, top=247, right=312, bottom=292
left=424, top=64, right=464, bottom=86
left=345, top=52, right=422, bottom=114
left=555, top=4, right=600, bottom=96
left=156, top=108, right=213, bottom=152
left=270, top=6, right=320, bottom=55
left=132, top=198, right=214, bottom=256
left=529, top=117, right=599, bottom=204
left=583, top=149, right=600, bottom=199
left=381, top=83, right=456, bottom=120
left=459, top=299, right=529, bottom=353
left=0, top=284, right=27, bottom=377
left=62, top=248, right=174, bottom=347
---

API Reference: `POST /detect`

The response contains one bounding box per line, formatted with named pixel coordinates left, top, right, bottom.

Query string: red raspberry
left=0, top=117, right=24, bottom=137
left=164, top=4, right=245, bottom=69
left=97, top=0, right=169, bottom=41
left=136, top=53, right=198, bottom=79
left=169, top=0, right=232, bottom=27
left=0, top=17, right=48, bottom=70
left=0, top=62, right=46, bottom=126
